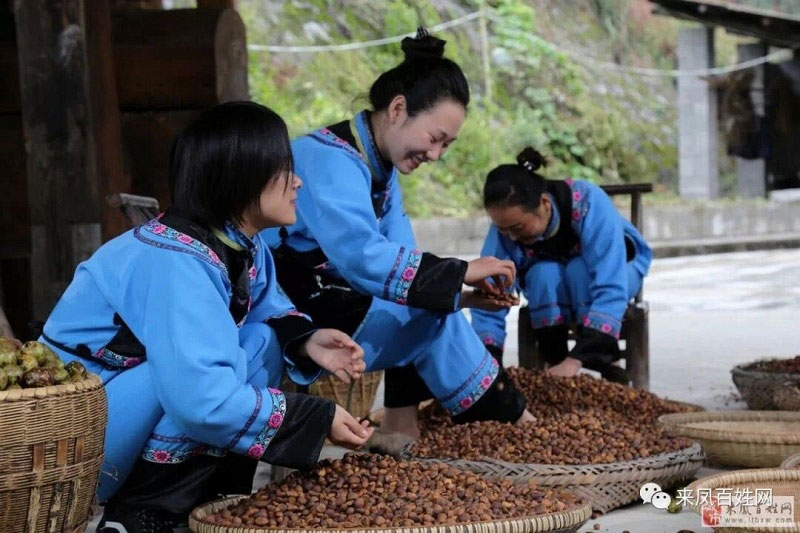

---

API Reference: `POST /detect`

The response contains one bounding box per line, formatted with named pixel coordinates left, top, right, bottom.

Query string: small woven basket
left=309, top=371, right=383, bottom=420
left=189, top=495, right=593, bottom=533
left=687, top=468, right=800, bottom=532
left=732, top=357, right=800, bottom=410
left=659, top=410, right=800, bottom=468
left=0, top=374, right=107, bottom=533
left=773, top=382, right=800, bottom=411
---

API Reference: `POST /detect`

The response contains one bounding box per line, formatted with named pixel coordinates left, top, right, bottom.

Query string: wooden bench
left=517, top=183, right=652, bottom=389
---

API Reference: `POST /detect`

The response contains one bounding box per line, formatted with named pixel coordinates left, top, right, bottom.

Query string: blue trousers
left=525, top=258, right=643, bottom=329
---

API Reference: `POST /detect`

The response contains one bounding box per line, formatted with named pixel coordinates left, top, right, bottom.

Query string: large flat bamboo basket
left=687, top=468, right=800, bottom=532
left=659, top=411, right=800, bottom=468
left=404, top=444, right=705, bottom=514
left=732, top=358, right=800, bottom=410
left=189, top=495, right=593, bottom=533
left=0, top=374, right=107, bottom=533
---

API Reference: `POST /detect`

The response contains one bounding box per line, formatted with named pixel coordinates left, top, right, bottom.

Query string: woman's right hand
left=329, top=405, right=374, bottom=449
left=464, top=256, right=516, bottom=295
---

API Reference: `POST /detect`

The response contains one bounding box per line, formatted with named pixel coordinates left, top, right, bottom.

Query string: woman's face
left=383, top=98, right=465, bottom=174
left=248, top=171, right=303, bottom=231
left=486, top=196, right=552, bottom=245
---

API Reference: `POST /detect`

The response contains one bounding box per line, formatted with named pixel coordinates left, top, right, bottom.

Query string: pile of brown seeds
left=202, top=453, right=582, bottom=529
left=410, top=368, right=695, bottom=464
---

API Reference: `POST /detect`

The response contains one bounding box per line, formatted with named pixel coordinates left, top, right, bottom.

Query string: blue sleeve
left=129, top=253, right=292, bottom=459
left=574, top=184, right=629, bottom=338
left=469, top=225, right=515, bottom=352
left=378, top=177, right=417, bottom=247
left=246, top=239, right=321, bottom=385
left=294, top=145, right=465, bottom=311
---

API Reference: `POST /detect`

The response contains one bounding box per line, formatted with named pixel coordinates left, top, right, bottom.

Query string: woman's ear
left=387, top=94, right=407, bottom=124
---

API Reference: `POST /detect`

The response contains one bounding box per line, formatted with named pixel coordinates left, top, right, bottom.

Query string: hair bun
left=401, top=27, right=446, bottom=61
left=516, top=146, right=547, bottom=173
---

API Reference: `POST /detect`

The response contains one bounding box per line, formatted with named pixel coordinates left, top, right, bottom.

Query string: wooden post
left=85, top=0, right=130, bottom=241
left=12, top=0, right=105, bottom=318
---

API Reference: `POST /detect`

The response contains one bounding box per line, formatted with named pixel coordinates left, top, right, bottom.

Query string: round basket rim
left=658, top=410, right=800, bottom=444
left=0, top=373, right=103, bottom=402
left=686, top=468, right=800, bottom=510
left=189, top=495, right=593, bottom=533
left=405, top=442, right=704, bottom=480
left=731, top=358, right=800, bottom=382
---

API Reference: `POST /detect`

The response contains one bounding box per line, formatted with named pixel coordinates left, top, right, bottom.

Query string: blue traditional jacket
left=471, top=179, right=652, bottom=350
left=262, top=111, right=468, bottom=332
left=41, top=215, right=321, bottom=461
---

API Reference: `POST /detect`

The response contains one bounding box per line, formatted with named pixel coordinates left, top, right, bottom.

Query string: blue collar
left=216, top=222, right=258, bottom=253
left=351, top=110, right=395, bottom=184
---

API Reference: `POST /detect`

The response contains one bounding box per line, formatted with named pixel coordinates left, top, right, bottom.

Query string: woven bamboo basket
left=659, top=411, right=800, bottom=468
left=773, top=383, right=800, bottom=411
left=732, top=358, right=800, bottom=410
left=780, top=452, right=800, bottom=469
left=404, top=443, right=705, bottom=514
left=0, top=374, right=107, bottom=533
left=189, top=495, right=593, bottom=533
left=309, top=371, right=383, bottom=420
left=687, top=468, right=800, bottom=532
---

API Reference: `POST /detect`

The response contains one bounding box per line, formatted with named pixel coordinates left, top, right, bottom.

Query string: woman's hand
left=303, top=329, right=366, bottom=383
left=329, top=405, right=373, bottom=449
left=546, top=357, right=582, bottom=377
left=464, top=257, right=516, bottom=296
left=459, top=289, right=519, bottom=311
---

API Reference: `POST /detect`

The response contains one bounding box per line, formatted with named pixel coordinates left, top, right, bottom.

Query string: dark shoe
left=97, top=506, right=185, bottom=533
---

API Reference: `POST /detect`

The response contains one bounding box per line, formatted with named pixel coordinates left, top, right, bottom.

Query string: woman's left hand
left=304, top=329, right=366, bottom=384
left=546, top=357, right=582, bottom=377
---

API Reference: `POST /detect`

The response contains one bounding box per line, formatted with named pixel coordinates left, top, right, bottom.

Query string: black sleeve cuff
left=259, top=392, right=335, bottom=469
left=266, top=315, right=319, bottom=373
left=571, top=327, right=620, bottom=367
left=406, top=253, right=468, bottom=312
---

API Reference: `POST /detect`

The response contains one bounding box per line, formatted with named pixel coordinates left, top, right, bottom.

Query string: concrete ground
left=90, top=249, right=800, bottom=532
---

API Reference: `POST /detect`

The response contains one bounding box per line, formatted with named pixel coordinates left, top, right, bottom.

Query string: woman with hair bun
left=471, top=147, right=652, bottom=379
left=263, top=28, right=535, bottom=441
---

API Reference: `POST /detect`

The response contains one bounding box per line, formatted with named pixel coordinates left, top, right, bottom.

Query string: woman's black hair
left=483, top=147, right=549, bottom=211
left=369, top=27, right=470, bottom=116
left=169, top=101, right=293, bottom=228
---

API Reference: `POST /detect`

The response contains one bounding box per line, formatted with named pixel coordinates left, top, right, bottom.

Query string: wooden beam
left=85, top=0, right=130, bottom=241
left=13, top=0, right=104, bottom=318
left=0, top=8, right=249, bottom=113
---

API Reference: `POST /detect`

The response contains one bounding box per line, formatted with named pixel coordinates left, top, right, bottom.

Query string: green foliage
left=240, top=0, right=684, bottom=216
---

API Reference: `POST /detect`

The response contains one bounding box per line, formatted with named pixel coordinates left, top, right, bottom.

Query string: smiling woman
left=472, top=146, right=653, bottom=380
left=261, top=28, right=536, bottom=443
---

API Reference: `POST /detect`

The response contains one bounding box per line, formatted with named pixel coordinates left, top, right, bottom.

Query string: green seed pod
left=4, top=365, right=23, bottom=385
left=43, top=355, right=65, bottom=369
left=667, top=499, right=682, bottom=514
left=0, top=349, right=16, bottom=366
left=0, top=368, right=7, bottom=390
left=21, top=341, right=49, bottom=365
left=65, top=361, right=88, bottom=379
left=51, top=367, right=69, bottom=384
left=19, top=353, right=38, bottom=372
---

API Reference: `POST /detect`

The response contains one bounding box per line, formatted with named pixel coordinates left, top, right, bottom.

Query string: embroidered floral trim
left=439, top=353, right=500, bottom=416
left=143, top=448, right=196, bottom=464
left=446, top=356, right=500, bottom=415
left=478, top=332, right=503, bottom=350
left=227, top=384, right=262, bottom=450
left=247, top=388, right=287, bottom=459
left=93, top=347, right=144, bottom=369
left=565, top=179, right=590, bottom=234
left=136, top=219, right=226, bottom=274
left=582, top=311, right=622, bottom=339
left=386, top=248, right=422, bottom=305
left=311, top=128, right=363, bottom=161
